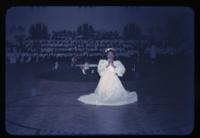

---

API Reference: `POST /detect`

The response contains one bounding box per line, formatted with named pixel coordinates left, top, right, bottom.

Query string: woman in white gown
left=78, top=48, right=138, bottom=106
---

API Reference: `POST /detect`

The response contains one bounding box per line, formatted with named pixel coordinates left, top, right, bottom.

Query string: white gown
left=78, top=59, right=138, bottom=106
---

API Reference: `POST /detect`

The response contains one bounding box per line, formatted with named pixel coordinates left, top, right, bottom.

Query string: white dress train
left=78, top=59, right=138, bottom=106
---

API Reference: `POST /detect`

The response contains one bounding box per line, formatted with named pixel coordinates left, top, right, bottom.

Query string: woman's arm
left=97, top=59, right=107, bottom=77
left=114, top=60, right=125, bottom=77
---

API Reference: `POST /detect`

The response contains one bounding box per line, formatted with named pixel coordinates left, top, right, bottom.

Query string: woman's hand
left=111, top=62, right=116, bottom=68
left=107, top=60, right=116, bottom=68
left=106, top=62, right=110, bottom=68
left=106, top=60, right=112, bottom=68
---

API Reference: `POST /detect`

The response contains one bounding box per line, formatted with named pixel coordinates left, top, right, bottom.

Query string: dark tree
left=147, top=25, right=163, bottom=44
left=77, top=23, right=95, bottom=39
left=28, top=22, right=50, bottom=40
left=123, top=23, right=142, bottom=39
left=162, top=13, right=190, bottom=50
left=12, top=25, right=26, bottom=47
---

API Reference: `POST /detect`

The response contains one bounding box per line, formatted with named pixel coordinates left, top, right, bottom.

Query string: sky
left=6, top=6, right=194, bottom=36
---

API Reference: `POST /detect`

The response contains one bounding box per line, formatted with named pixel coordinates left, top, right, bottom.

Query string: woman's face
left=107, top=51, right=115, bottom=60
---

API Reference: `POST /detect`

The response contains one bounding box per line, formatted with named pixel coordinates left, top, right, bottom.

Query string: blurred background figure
left=52, top=61, right=59, bottom=71
left=71, top=56, right=77, bottom=67
left=80, top=62, right=89, bottom=75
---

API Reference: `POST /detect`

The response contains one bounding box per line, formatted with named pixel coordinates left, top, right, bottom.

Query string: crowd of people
left=6, top=38, right=175, bottom=65
left=6, top=36, right=183, bottom=80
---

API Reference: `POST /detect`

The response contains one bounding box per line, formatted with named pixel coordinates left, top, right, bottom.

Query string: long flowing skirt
left=78, top=71, right=137, bottom=106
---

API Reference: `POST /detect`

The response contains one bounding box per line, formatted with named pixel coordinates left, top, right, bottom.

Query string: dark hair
left=104, top=49, right=118, bottom=60
left=105, top=49, right=115, bottom=55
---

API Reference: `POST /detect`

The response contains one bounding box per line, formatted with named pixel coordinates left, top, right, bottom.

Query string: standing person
left=71, top=56, right=77, bottom=67
left=52, top=61, right=59, bottom=71
left=78, top=48, right=138, bottom=106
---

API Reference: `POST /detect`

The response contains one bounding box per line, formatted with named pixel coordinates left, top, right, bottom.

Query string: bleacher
left=22, top=39, right=142, bottom=57
left=6, top=31, right=177, bottom=65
